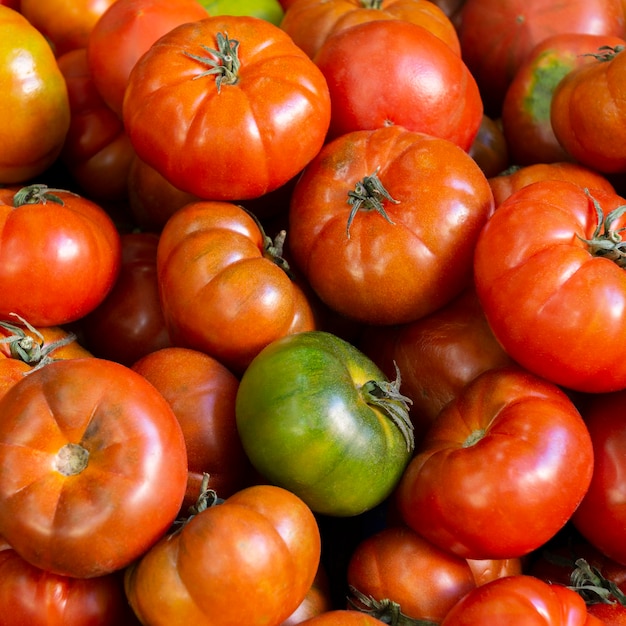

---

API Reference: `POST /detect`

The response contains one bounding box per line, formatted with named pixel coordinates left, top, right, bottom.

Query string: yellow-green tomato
left=235, top=330, right=415, bottom=517
left=199, top=0, right=284, bottom=25
left=0, top=5, right=70, bottom=183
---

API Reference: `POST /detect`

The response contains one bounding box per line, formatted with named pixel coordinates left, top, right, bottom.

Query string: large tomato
left=0, top=6, right=71, bottom=184
left=288, top=125, right=494, bottom=326
left=395, top=366, right=594, bottom=560
left=0, top=184, right=121, bottom=327
left=200, top=0, right=285, bottom=25
left=236, top=330, right=415, bottom=517
left=157, top=200, right=316, bottom=374
left=312, top=19, right=481, bottom=147
left=125, top=484, right=321, bottom=626
left=123, top=15, right=331, bottom=201
left=551, top=44, right=626, bottom=174
left=474, top=179, right=626, bottom=393
left=0, top=357, right=188, bottom=578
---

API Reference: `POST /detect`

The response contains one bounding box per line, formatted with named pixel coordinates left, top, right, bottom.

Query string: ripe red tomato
left=0, top=184, right=121, bottom=327
left=468, top=115, right=510, bottom=178
left=125, top=484, right=321, bottom=625
left=313, top=19, right=481, bottom=148
left=288, top=125, right=494, bottom=325
left=474, top=179, right=626, bottom=393
left=0, top=357, right=188, bottom=578
left=123, top=15, right=331, bottom=201
left=395, top=367, right=594, bottom=560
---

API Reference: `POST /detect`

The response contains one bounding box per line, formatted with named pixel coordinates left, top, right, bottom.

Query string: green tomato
left=199, top=0, right=284, bottom=25
left=235, top=331, right=415, bottom=517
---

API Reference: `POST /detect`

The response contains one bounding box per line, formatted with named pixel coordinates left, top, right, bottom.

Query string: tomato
left=87, top=0, right=209, bottom=118
left=123, top=15, right=331, bottom=201
left=200, top=0, right=284, bottom=25
left=0, top=537, right=138, bottom=625
left=468, top=115, right=510, bottom=178
left=0, top=357, right=188, bottom=578
left=502, top=33, right=626, bottom=166
left=457, top=0, right=626, bottom=117
left=19, top=0, right=117, bottom=56
left=0, top=184, right=121, bottom=327
left=76, top=232, right=171, bottom=367
left=551, top=44, right=626, bottom=174
left=347, top=525, right=522, bottom=624
left=312, top=19, right=480, bottom=147
left=125, top=483, right=321, bottom=626
left=236, top=330, right=414, bottom=517
left=280, top=563, right=333, bottom=626
left=298, top=611, right=384, bottom=625
left=56, top=48, right=135, bottom=203
left=131, top=346, right=251, bottom=511
left=0, top=6, right=71, bottom=184
left=440, top=575, right=602, bottom=625
left=395, top=367, right=594, bottom=560
left=287, top=126, right=494, bottom=326
left=359, top=288, right=513, bottom=442
left=280, top=0, right=461, bottom=59
left=474, top=179, right=626, bottom=393
left=157, top=200, right=316, bottom=374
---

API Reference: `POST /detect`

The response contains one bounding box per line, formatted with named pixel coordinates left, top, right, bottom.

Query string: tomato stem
left=582, top=45, right=625, bottom=62
left=12, top=184, right=76, bottom=207
left=359, top=0, right=384, bottom=8
left=184, top=32, right=240, bottom=93
left=569, top=558, right=626, bottom=606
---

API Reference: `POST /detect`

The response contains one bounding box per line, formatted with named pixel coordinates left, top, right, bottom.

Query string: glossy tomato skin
left=298, top=611, right=384, bottom=625
left=474, top=180, right=626, bottom=393
left=236, top=331, right=414, bottom=517
left=125, top=484, right=321, bottom=626
left=468, top=114, right=510, bottom=178
left=395, top=367, right=594, bottom=560
left=314, top=19, right=481, bottom=148
left=0, top=358, right=188, bottom=578
left=157, top=200, right=316, bottom=374
left=0, top=185, right=121, bottom=327
left=123, top=15, right=331, bottom=201
left=0, top=6, right=71, bottom=184
left=280, top=563, right=333, bottom=626
left=288, top=126, right=494, bottom=326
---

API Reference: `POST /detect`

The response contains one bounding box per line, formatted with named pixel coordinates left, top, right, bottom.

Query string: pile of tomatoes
left=3, top=0, right=626, bottom=624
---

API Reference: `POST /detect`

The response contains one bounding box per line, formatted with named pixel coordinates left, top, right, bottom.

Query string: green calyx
left=12, top=184, right=73, bottom=207
left=185, top=31, right=240, bottom=92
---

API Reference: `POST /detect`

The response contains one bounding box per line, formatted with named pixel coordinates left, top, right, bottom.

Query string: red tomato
left=77, top=232, right=172, bottom=367
left=468, top=115, right=510, bottom=178
left=288, top=125, right=494, bottom=325
left=0, top=184, right=121, bottom=327
left=157, top=200, right=317, bottom=374
left=280, top=563, right=333, bottom=626
left=458, top=0, right=626, bottom=116
left=395, top=367, right=594, bottom=560
left=474, top=179, right=626, bottom=393
left=313, top=19, right=481, bottom=149
left=123, top=15, right=331, bottom=201
left=131, top=346, right=251, bottom=511
left=56, top=48, right=135, bottom=202
left=298, top=612, right=384, bottom=625
left=0, top=358, right=188, bottom=578
left=125, top=484, right=321, bottom=625
left=87, top=0, right=210, bottom=117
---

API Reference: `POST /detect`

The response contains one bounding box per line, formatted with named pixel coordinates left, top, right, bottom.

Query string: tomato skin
left=236, top=330, right=414, bottom=517
left=0, top=6, right=71, bottom=184
left=280, top=564, right=333, bottom=626
left=468, top=114, right=510, bottom=178
left=298, top=611, right=384, bottom=625
left=125, top=484, right=321, bottom=626
left=395, top=367, right=594, bottom=560
left=474, top=179, right=626, bottom=393
left=313, top=19, right=481, bottom=148
left=288, top=126, right=494, bottom=326
left=0, top=185, right=122, bottom=327
left=200, top=0, right=285, bottom=25
left=0, top=358, right=188, bottom=578
left=123, top=15, right=331, bottom=201
left=157, top=200, right=316, bottom=374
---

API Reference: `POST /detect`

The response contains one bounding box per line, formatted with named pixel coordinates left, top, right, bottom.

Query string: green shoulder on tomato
left=198, top=0, right=284, bottom=25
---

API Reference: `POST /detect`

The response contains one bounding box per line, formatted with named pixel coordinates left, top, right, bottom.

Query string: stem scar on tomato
left=346, top=167, right=400, bottom=239
left=54, top=442, right=89, bottom=476
left=184, top=31, right=240, bottom=93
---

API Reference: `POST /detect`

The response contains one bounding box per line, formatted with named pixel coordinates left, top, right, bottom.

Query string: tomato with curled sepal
left=236, top=330, right=415, bottom=517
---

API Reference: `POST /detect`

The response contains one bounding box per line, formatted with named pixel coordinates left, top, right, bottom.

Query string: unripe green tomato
left=199, top=0, right=284, bottom=25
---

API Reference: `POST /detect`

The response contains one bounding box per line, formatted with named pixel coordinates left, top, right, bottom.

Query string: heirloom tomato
left=0, top=184, right=121, bottom=327
left=551, top=44, right=626, bottom=174
left=157, top=200, right=316, bottom=374
left=288, top=125, right=494, bottom=326
left=468, top=115, right=510, bottom=178
left=123, top=15, right=331, bottom=200
left=395, top=367, right=594, bottom=560
left=0, top=358, right=188, bottom=578
left=236, top=330, right=415, bottom=517
left=299, top=612, right=384, bottom=625
left=281, top=564, right=333, bottom=626
left=200, top=0, right=284, bottom=25
left=313, top=19, right=481, bottom=147
left=0, top=6, right=70, bottom=184
left=125, top=484, right=321, bottom=626
left=474, top=179, right=626, bottom=393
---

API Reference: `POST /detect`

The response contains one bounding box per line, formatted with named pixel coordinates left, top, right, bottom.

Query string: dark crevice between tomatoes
left=184, top=31, right=241, bottom=93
